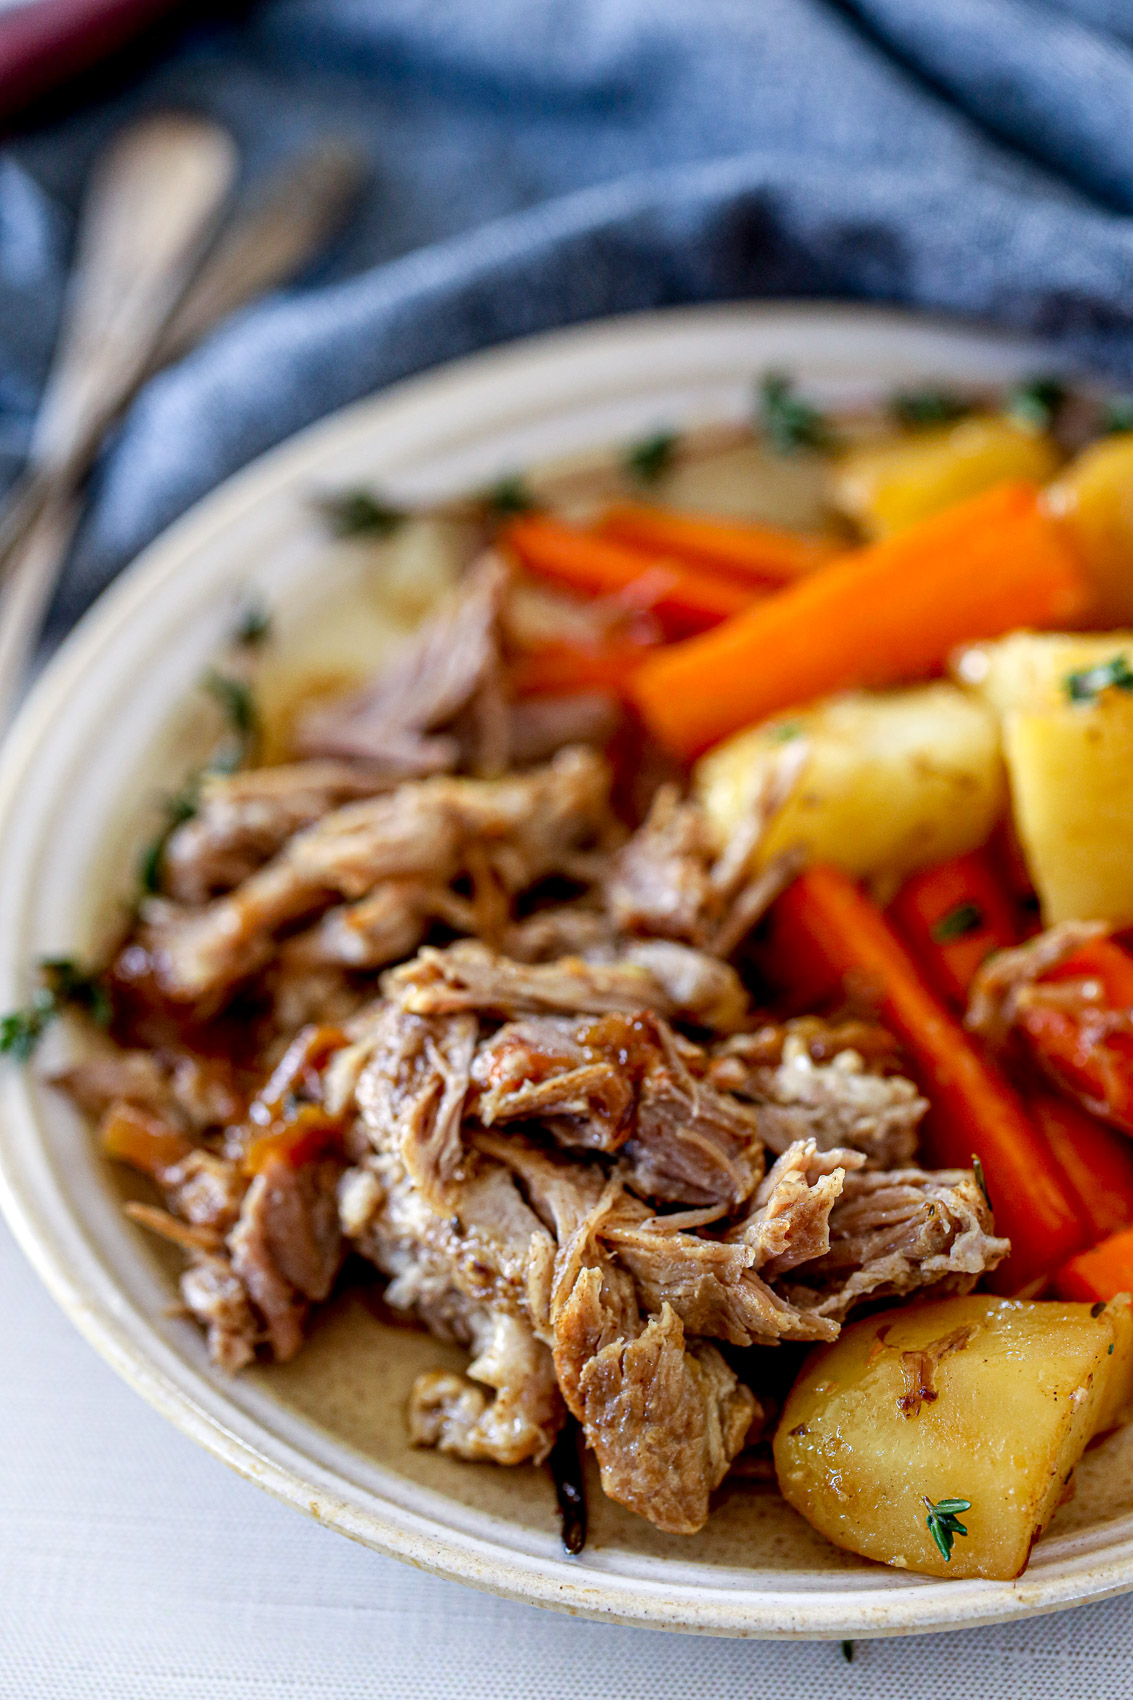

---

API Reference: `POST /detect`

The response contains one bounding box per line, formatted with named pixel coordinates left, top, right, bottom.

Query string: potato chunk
left=694, top=683, right=1004, bottom=901
left=832, top=415, right=1061, bottom=540
left=774, top=1294, right=1133, bottom=1580
left=1050, top=432, right=1133, bottom=623
left=956, top=632, right=1133, bottom=925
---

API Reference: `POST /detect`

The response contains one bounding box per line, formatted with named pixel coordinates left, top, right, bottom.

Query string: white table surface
left=5, top=1214, right=1133, bottom=1698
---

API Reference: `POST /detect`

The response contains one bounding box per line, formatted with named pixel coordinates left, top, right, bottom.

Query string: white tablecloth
left=4, top=1216, right=1133, bottom=1699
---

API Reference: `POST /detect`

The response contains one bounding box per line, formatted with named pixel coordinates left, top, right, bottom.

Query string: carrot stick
left=632, top=481, right=1090, bottom=758
left=1018, top=937, right=1133, bottom=1136
left=766, top=865, right=1088, bottom=1289
left=1056, top=1226, right=1133, bottom=1304
left=501, top=514, right=758, bottom=637
left=889, top=850, right=1018, bottom=1009
left=508, top=639, right=651, bottom=699
left=594, top=502, right=836, bottom=586
left=1031, top=1093, right=1133, bottom=1244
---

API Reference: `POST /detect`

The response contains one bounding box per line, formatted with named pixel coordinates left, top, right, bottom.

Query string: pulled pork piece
left=711, top=1030, right=926, bottom=1168
left=507, top=690, right=621, bottom=767
left=147, top=747, right=612, bottom=1007
left=471, top=1015, right=636, bottom=1153
left=625, top=1019, right=764, bottom=1207
left=501, top=905, right=614, bottom=964
left=350, top=1000, right=476, bottom=1209
left=407, top=1310, right=564, bottom=1465
left=54, top=1041, right=242, bottom=1136
left=727, top=1140, right=860, bottom=1277
left=181, top=1252, right=260, bottom=1374
left=387, top=937, right=748, bottom=1033
left=780, top=1168, right=1008, bottom=1321
left=603, top=751, right=807, bottom=956
left=294, top=554, right=507, bottom=772
left=553, top=1267, right=755, bottom=1535
left=966, top=920, right=1108, bottom=1046
left=227, top=1156, right=345, bottom=1362
left=163, top=762, right=393, bottom=904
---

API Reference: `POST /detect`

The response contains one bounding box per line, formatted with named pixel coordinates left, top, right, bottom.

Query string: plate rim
left=0, top=298, right=1127, bottom=1640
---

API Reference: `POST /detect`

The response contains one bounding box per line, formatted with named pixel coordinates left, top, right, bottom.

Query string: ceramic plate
left=1, top=303, right=1130, bottom=1640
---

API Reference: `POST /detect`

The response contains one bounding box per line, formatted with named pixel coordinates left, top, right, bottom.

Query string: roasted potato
left=956, top=631, right=1133, bottom=924
left=833, top=414, right=1061, bottom=540
left=1049, top=432, right=1133, bottom=623
left=774, top=1294, right=1133, bottom=1580
left=694, top=683, right=1004, bottom=902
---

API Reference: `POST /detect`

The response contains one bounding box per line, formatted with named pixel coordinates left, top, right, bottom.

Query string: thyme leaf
left=317, top=488, right=406, bottom=538
left=932, top=901, right=984, bottom=942
left=890, top=388, right=972, bottom=428
left=232, top=601, right=272, bottom=647
left=0, top=957, right=112, bottom=1061
left=203, top=670, right=258, bottom=740
left=1007, top=376, right=1066, bottom=432
left=624, top=431, right=678, bottom=486
left=1064, top=653, right=1133, bottom=703
left=972, top=1155, right=991, bottom=1210
left=770, top=720, right=805, bottom=743
left=758, top=372, right=833, bottom=454
left=924, top=1495, right=971, bottom=1562
left=480, top=474, right=535, bottom=518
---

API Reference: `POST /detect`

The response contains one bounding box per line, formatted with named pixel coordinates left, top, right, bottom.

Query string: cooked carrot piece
left=1057, top=1226, right=1133, bottom=1304
left=766, top=865, right=1088, bottom=1289
left=242, top=1105, right=342, bottom=1176
left=1031, top=1093, right=1133, bottom=1244
left=501, top=514, right=757, bottom=637
left=889, top=850, right=1018, bottom=1008
left=1019, top=937, right=1133, bottom=1135
left=99, top=1101, right=192, bottom=1178
left=508, top=638, right=651, bottom=698
left=594, top=502, right=835, bottom=586
left=632, top=482, right=1091, bottom=758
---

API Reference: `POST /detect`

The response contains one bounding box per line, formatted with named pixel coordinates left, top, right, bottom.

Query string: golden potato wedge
left=774, top=1294, right=1133, bottom=1581
left=1049, top=432, right=1133, bottom=622
left=694, top=683, right=1004, bottom=902
left=832, top=414, right=1061, bottom=540
left=956, top=632, right=1133, bottom=924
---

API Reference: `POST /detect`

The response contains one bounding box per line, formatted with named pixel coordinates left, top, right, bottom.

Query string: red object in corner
left=0, top=0, right=181, bottom=123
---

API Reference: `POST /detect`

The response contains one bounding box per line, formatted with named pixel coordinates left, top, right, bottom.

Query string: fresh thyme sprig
left=1064, top=653, right=1133, bottom=703
left=1007, top=376, right=1066, bottom=432
left=232, top=601, right=272, bottom=648
left=316, top=488, right=407, bottom=539
left=480, top=474, right=536, bottom=518
left=0, top=957, right=112, bottom=1060
left=758, top=372, right=833, bottom=454
left=932, top=901, right=984, bottom=943
left=924, top=1495, right=971, bottom=1563
left=890, top=387, right=973, bottom=429
left=624, top=431, right=678, bottom=486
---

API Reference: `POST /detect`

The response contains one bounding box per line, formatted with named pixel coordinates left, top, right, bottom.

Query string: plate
left=1, top=302, right=1130, bottom=1640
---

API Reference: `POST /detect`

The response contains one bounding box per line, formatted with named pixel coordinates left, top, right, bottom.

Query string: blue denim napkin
left=3, top=0, right=1133, bottom=631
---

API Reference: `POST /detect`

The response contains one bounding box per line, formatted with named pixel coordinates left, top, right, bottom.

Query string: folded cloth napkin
left=3, top=0, right=1133, bottom=633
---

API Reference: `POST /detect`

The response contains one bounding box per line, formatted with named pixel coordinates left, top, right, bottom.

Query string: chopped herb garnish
left=770, top=720, right=805, bottom=743
left=1065, top=653, right=1133, bottom=703
left=317, top=488, right=406, bottom=539
left=141, top=672, right=260, bottom=895
left=972, top=1155, right=991, bottom=1210
left=758, top=372, right=833, bottom=454
left=0, top=957, right=112, bottom=1061
left=480, top=474, right=536, bottom=518
left=932, top=901, right=984, bottom=943
left=139, top=780, right=201, bottom=894
left=891, top=388, right=972, bottom=428
left=1102, top=394, right=1133, bottom=436
left=841, top=1640, right=855, bottom=1664
left=203, top=670, right=258, bottom=740
left=1007, top=376, right=1066, bottom=432
left=1110, top=1342, right=1115, bottom=1354
left=924, top=1495, right=971, bottom=1563
left=232, top=602, right=272, bottom=647
left=624, top=431, right=678, bottom=486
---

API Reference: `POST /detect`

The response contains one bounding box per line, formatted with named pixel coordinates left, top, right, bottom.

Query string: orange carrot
left=508, top=638, right=651, bottom=699
left=889, top=850, right=1018, bottom=1009
left=766, top=865, right=1088, bottom=1289
left=243, top=1105, right=342, bottom=1176
left=594, top=502, right=836, bottom=586
left=501, top=514, right=758, bottom=637
left=1056, top=1226, right=1133, bottom=1304
left=1020, top=938, right=1133, bottom=1136
left=632, top=481, right=1090, bottom=758
left=1031, top=1093, right=1133, bottom=1244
